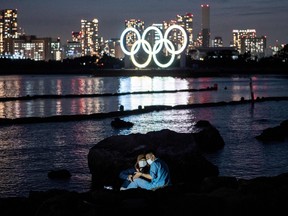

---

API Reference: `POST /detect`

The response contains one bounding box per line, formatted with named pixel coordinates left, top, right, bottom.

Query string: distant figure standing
left=125, top=151, right=172, bottom=190
left=250, top=77, right=255, bottom=102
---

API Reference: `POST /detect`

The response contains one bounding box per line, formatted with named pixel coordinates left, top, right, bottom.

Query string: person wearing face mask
left=125, top=151, right=172, bottom=191
left=119, top=154, right=150, bottom=191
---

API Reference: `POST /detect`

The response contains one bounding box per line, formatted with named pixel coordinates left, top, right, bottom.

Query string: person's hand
left=133, top=172, right=142, bottom=179
left=128, top=174, right=133, bottom=181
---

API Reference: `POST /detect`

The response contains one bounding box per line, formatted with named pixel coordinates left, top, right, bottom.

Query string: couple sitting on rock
left=119, top=151, right=172, bottom=191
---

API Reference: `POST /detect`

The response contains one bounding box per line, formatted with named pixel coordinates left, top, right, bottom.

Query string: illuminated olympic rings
left=120, top=25, right=188, bottom=68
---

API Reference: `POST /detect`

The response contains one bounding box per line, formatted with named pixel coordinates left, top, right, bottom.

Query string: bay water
left=0, top=74, right=287, bottom=198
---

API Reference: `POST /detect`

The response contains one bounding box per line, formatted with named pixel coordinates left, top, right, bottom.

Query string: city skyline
left=1, top=0, right=288, bottom=47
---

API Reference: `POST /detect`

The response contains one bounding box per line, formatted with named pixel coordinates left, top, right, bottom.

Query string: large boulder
left=256, top=119, right=288, bottom=143
left=194, top=120, right=225, bottom=152
left=87, top=120, right=225, bottom=190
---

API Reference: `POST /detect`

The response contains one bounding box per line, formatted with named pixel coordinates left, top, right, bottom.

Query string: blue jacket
left=149, top=158, right=172, bottom=189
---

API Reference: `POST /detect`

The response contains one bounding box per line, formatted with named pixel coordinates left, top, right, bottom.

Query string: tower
left=201, top=4, right=210, bottom=47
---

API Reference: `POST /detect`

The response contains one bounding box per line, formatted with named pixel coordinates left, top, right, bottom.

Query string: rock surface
left=2, top=173, right=288, bottom=215
left=47, top=169, right=72, bottom=180
left=256, top=119, right=288, bottom=143
left=110, top=117, right=134, bottom=128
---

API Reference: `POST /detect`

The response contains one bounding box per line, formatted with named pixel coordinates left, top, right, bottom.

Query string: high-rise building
left=213, top=36, right=223, bottom=47
left=162, top=18, right=188, bottom=68
left=241, top=36, right=267, bottom=59
left=201, top=4, right=210, bottom=48
left=7, top=35, right=61, bottom=61
left=80, top=19, right=100, bottom=56
left=64, top=41, right=82, bottom=59
left=123, top=19, right=144, bottom=68
left=194, top=32, right=203, bottom=47
left=0, top=9, right=18, bottom=55
left=150, top=23, right=163, bottom=41
left=124, top=19, right=145, bottom=49
left=232, top=29, right=256, bottom=53
left=72, top=31, right=81, bottom=42
left=177, top=13, right=193, bottom=50
left=163, top=19, right=187, bottom=53
left=103, top=38, right=124, bottom=59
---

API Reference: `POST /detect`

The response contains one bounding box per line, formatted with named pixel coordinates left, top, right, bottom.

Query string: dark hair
left=145, top=149, right=156, bottom=156
left=136, top=154, right=145, bottom=162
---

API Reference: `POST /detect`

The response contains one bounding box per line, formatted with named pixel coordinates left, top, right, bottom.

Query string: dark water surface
left=0, top=74, right=287, bottom=197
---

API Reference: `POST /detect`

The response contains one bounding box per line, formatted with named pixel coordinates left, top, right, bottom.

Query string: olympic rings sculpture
left=120, top=25, right=188, bottom=68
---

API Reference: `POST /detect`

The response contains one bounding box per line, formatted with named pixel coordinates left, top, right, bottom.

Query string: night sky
left=2, top=0, right=288, bottom=47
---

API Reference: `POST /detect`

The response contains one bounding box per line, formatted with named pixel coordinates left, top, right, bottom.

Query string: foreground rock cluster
left=1, top=120, right=288, bottom=215
left=2, top=172, right=288, bottom=215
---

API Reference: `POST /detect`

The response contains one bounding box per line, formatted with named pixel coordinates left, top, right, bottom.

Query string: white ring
left=130, top=39, right=153, bottom=68
left=120, top=27, right=141, bottom=55
left=153, top=39, right=175, bottom=68
left=120, top=24, right=187, bottom=68
left=164, top=25, right=188, bottom=55
left=142, top=26, right=164, bottom=54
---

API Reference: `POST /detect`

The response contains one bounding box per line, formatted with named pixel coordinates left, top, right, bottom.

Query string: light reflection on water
left=0, top=75, right=287, bottom=118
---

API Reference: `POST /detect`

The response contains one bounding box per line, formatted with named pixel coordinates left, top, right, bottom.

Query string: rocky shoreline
left=1, top=120, right=288, bottom=215
left=1, top=172, right=288, bottom=215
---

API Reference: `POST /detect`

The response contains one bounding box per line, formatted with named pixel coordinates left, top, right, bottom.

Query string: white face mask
left=147, top=158, right=153, bottom=165
left=138, top=160, right=147, bottom=168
